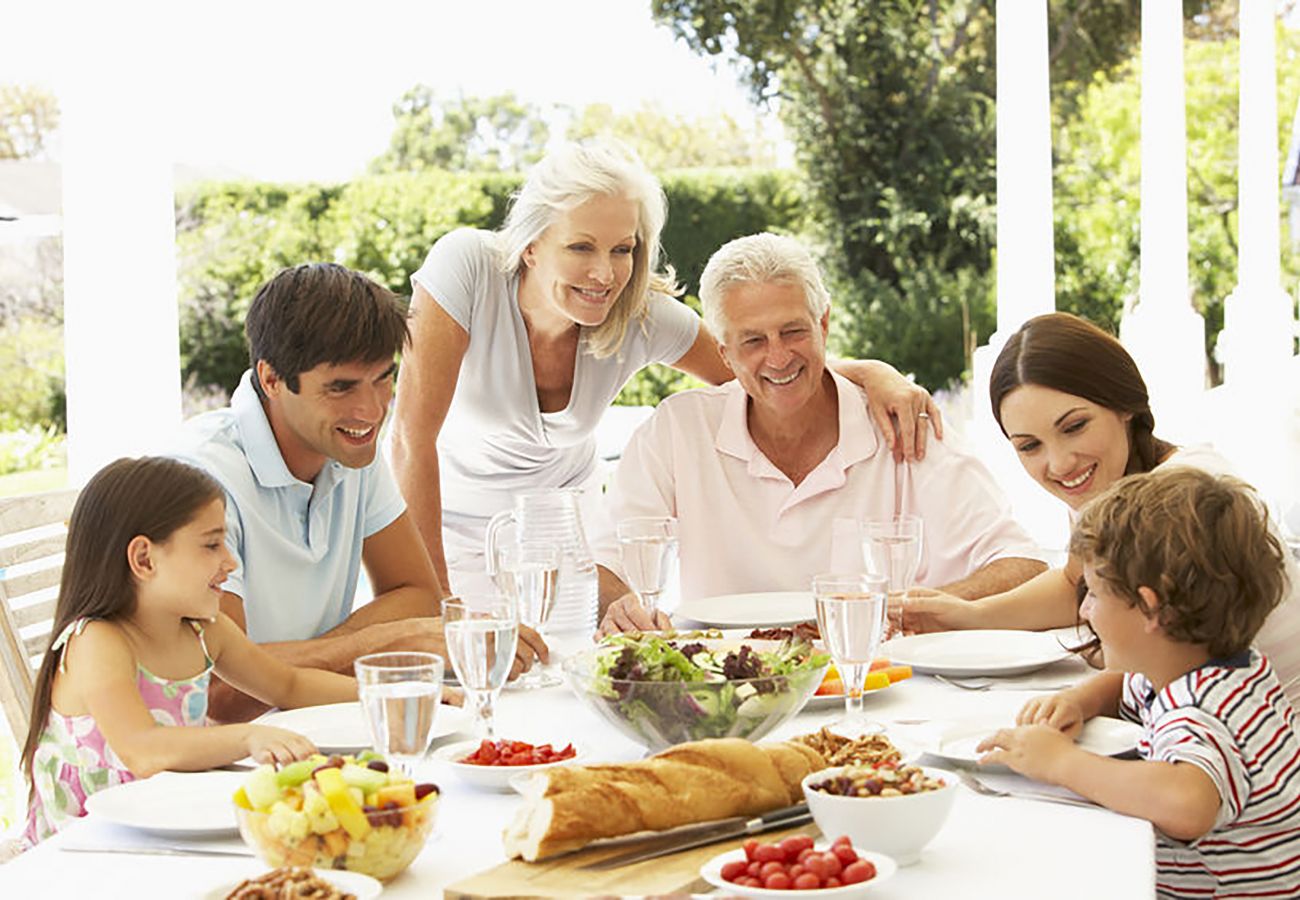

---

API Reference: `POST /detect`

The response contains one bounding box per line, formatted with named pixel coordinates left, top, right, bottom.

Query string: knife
left=578, top=802, right=813, bottom=871
left=59, top=845, right=256, bottom=858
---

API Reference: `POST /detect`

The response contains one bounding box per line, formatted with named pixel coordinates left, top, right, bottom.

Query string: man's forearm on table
left=939, top=557, right=1048, bottom=600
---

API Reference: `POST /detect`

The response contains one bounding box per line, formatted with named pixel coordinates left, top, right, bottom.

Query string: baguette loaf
left=503, top=738, right=827, bottom=861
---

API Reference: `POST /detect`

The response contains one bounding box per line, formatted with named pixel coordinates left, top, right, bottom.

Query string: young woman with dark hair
left=895, top=312, right=1300, bottom=702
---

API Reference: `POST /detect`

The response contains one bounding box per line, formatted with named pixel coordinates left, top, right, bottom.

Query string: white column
left=1119, top=0, right=1205, bottom=446
left=60, top=15, right=182, bottom=485
left=1216, top=1, right=1296, bottom=516
left=972, top=0, right=1064, bottom=555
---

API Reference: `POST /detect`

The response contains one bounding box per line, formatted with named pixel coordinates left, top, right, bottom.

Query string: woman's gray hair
left=495, top=139, right=678, bottom=358
left=699, top=233, right=832, bottom=341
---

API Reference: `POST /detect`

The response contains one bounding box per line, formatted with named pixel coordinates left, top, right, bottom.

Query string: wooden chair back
left=0, top=488, right=77, bottom=742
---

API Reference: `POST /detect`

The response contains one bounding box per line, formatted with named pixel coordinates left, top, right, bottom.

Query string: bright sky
left=3, top=0, right=778, bottom=181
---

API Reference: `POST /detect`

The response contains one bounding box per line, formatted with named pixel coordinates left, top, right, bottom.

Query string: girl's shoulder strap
left=186, top=618, right=215, bottom=666
left=49, top=617, right=95, bottom=674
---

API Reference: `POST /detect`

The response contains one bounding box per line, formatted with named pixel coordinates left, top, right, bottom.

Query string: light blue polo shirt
left=172, top=371, right=406, bottom=643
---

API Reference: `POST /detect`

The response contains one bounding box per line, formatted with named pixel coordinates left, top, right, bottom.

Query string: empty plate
left=84, top=771, right=247, bottom=838
left=676, top=591, right=815, bottom=628
left=923, top=715, right=1142, bottom=770
left=254, top=701, right=472, bottom=754
left=880, top=630, right=1072, bottom=677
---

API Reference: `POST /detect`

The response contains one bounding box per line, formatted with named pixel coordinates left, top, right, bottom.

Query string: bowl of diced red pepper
left=701, top=834, right=896, bottom=897
left=431, top=738, right=583, bottom=792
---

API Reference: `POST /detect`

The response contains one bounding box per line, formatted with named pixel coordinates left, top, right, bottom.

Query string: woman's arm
left=665, top=326, right=941, bottom=462
left=205, top=613, right=357, bottom=711
left=896, top=556, right=1083, bottom=633
left=67, top=621, right=316, bottom=775
left=391, top=284, right=470, bottom=590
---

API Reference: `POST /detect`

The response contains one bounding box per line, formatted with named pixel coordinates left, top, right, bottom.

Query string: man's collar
left=231, top=370, right=301, bottom=489
left=714, top=370, right=882, bottom=467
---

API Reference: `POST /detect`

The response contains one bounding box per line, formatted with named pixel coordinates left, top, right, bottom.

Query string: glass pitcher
left=484, top=489, right=598, bottom=638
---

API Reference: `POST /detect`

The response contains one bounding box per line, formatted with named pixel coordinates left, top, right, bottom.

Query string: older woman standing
left=391, top=140, right=940, bottom=598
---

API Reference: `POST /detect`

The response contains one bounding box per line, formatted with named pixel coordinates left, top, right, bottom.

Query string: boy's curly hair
left=1069, top=467, right=1287, bottom=657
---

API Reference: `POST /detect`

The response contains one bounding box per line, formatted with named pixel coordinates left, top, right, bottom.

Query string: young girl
left=977, top=468, right=1300, bottom=898
left=894, top=312, right=1300, bottom=703
left=21, top=456, right=358, bottom=847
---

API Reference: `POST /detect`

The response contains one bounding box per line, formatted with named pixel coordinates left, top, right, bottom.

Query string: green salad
left=578, top=634, right=830, bottom=749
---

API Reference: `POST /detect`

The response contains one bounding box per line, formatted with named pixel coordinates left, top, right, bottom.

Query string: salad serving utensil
left=578, top=802, right=811, bottom=870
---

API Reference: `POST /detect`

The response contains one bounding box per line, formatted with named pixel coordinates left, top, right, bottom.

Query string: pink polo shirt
left=603, top=373, right=1043, bottom=602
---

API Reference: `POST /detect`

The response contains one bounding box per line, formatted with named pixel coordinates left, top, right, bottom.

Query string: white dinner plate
left=206, top=866, right=382, bottom=899
left=254, top=701, right=473, bottom=753
left=676, top=591, right=815, bottom=628
left=84, top=771, right=247, bottom=837
left=880, top=630, right=1072, bottom=677
left=923, top=715, right=1142, bottom=769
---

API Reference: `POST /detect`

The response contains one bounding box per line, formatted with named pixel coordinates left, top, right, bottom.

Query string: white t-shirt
left=406, top=228, right=699, bottom=581
left=1155, top=445, right=1300, bottom=706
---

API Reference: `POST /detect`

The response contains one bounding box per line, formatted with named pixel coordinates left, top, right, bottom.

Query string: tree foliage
left=567, top=101, right=776, bottom=170
left=371, top=87, right=549, bottom=174
left=649, top=0, right=1224, bottom=388
left=0, top=84, right=59, bottom=160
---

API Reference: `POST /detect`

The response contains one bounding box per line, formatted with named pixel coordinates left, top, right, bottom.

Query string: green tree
left=567, top=101, right=776, bottom=170
left=372, top=87, right=549, bottom=173
left=650, top=1, right=1207, bottom=388
left=0, top=84, right=59, bottom=160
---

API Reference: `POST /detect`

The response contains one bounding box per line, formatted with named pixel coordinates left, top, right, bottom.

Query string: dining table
left=0, top=634, right=1155, bottom=899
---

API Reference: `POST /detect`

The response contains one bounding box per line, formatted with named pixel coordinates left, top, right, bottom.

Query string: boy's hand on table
left=976, top=723, right=1078, bottom=784
left=1017, top=691, right=1086, bottom=738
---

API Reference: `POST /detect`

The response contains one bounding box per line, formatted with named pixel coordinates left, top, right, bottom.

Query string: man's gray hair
left=698, top=233, right=832, bottom=341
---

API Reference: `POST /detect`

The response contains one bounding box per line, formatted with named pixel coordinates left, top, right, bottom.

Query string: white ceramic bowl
left=700, top=842, right=897, bottom=898
left=431, top=739, right=584, bottom=792
left=802, top=765, right=957, bottom=865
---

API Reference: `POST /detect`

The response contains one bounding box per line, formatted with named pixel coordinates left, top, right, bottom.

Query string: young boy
left=977, top=467, right=1300, bottom=898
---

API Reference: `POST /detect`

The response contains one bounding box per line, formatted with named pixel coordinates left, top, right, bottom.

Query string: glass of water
left=813, top=573, right=889, bottom=736
left=497, top=541, right=560, bottom=689
left=616, top=516, right=679, bottom=622
left=354, top=651, right=444, bottom=775
left=443, top=595, right=518, bottom=739
left=863, top=515, right=924, bottom=596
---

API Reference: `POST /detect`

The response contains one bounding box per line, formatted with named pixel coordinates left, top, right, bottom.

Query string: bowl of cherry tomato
left=700, top=834, right=896, bottom=897
left=431, top=738, right=583, bottom=792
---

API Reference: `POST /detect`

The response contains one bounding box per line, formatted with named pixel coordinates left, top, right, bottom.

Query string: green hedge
left=175, top=168, right=804, bottom=402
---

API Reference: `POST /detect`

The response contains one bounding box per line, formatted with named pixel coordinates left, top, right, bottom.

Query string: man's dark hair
left=245, top=263, right=410, bottom=398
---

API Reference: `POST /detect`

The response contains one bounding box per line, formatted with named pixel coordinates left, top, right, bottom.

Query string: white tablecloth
left=0, top=656, right=1154, bottom=899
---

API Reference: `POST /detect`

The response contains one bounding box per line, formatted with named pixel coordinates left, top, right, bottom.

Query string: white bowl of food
left=431, top=738, right=584, bottom=792
left=802, top=763, right=957, bottom=865
left=700, top=834, right=896, bottom=897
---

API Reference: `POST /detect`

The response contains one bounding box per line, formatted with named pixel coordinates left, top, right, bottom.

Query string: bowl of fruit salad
left=233, top=751, right=438, bottom=882
left=432, top=738, right=583, bottom=792
left=802, top=763, right=956, bottom=866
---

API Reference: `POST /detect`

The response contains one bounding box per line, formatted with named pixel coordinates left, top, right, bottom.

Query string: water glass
left=813, top=573, right=889, bottom=736
left=354, top=651, right=444, bottom=774
left=496, top=541, right=561, bottom=689
left=863, top=515, right=924, bottom=594
left=616, top=516, right=679, bottom=621
left=443, top=595, right=518, bottom=739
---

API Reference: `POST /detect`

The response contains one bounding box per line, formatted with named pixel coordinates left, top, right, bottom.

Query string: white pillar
left=1216, top=1, right=1296, bottom=516
left=60, top=15, right=182, bottom=485
left=1119, top=0, right=1205, bottom=446
left=972, top=0, right=1065, bottom=555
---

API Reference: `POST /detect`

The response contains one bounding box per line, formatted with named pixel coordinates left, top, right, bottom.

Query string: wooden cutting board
left=444, top=821, right=822, bottom=898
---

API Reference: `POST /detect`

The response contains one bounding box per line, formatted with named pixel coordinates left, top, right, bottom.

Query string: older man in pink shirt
left=598, top=233, right=1046, bottom=633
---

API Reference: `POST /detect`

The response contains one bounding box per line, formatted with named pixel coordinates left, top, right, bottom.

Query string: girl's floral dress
left=22, top=617, right=213, bottom=847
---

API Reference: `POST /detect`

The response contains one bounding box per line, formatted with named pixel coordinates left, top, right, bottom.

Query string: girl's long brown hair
left=989, top=312, right=1176, bottom=477
left=21, top=457, right=223, bottom=794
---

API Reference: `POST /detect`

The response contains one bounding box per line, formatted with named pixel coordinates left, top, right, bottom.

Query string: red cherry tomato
left=743, top=839, right=760, bottom=862
left=833, top=843, right=858, bottom=865
left=797, top=847, right=818, bottom=864
left=842, top=860, right=877, bottom=884
left=754, top=843, right=784, bottom=863
left=821, top=851, right=843, bottom=878
left=759, top=860, right=786, bottom=879
left=764, top=872, right=793, bottom=890
left=794, top=872, right=822, bottom=890
left=720, top=859, right=748, bottom=881
left=832, top=834, right=853, bottom=848
left=826, top=876, right=843, bottom=888
left=780, top=834, right=814, bottom=862
left=746, top=860, right=763, bottom=878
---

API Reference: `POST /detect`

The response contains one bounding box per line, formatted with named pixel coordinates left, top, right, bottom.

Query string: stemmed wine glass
left=354, top=651, right=444, bottom=775
left=443, top=595, right=518, bottom=739
left=616, top=516, right=679, bottom=623
left=496, top=541, right=561, bottom=689
left=863, top=515, right=924, bottom=603
left=813, top=573, right=889, bottom=737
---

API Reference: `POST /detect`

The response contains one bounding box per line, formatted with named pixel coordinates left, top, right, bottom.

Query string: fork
left=933, top=674, right=992, bottom=691
left=957, top=770, right=1098, bottom=810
